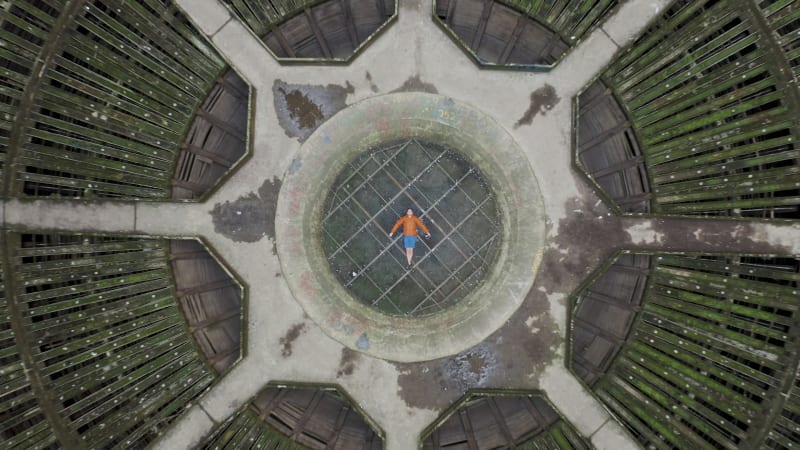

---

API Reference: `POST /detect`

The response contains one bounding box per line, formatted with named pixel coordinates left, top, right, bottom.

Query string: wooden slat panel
left=581, top=253, right=800, bottom=449
left=7, top=233, right=218, bottom=449
left=6, top=0, right=228, bottom=199
left=590, top=0, right=800, bottom=217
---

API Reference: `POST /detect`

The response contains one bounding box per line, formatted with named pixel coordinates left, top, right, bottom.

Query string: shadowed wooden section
left=763, top=373, right=800, bottom=448
left=200, top=384, right=383, bottom=449
left=0, top=0, right=57, bottom=194
left=223, top=0, right=395, bottom=60
left=0, top=0, right=239, bottom=200
left=170, top=239, right=243, bottom=374
left=583, top=0, right=800, bottom=217
left=0, top=248, right=60, bottom=449
left=571, top=252, right=800, bottom=449
left=172, top=70, right=249, bottom=200
left=571, top=253, right=650, bottom=386
left=434, top=0, right=617, bottom=67
left=0, top=232, right=221, bottom=449
left=577, top=80, right=651, bottom=212
left=421, top=391, right=590, bottom=449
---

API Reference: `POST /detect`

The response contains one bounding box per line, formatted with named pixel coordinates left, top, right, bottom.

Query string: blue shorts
left=403, top=235, right=417, bottom=249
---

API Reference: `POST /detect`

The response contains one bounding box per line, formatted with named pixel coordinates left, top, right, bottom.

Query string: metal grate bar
left=416, top=143, right=499, bottom=226
left=371, top=195, right=493, bottom=308
left=324, top=141, right=411, bottom=221
left=411, top=233, right=498, bottom=314
left=350, top=157, right=466, bottom=287
left=332, top=195, right=437, bottom=303
left=345, top=164, right=476, bottom=287
left=381, top=152, right=490, bottom=271
left=326, top=147, right=448, bottom=260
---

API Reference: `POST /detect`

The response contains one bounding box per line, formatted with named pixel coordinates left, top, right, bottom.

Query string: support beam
left=340, top=0, right=360, bottom=49
left=305, top=8, right=333, bottom=58
left=3, top=0, right=87, bottom=198
left=470, top=0, right=494, bottom=50
left=1, top=232, right=85, bottom=449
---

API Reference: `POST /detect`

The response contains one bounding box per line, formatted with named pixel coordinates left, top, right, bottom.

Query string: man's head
left=406, top=209, right=414, bottom=216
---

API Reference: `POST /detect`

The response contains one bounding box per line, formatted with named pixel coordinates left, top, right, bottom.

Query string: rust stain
left=390, top=75, right=438, bottom=94
left=210, top=177, right=282, bottom=251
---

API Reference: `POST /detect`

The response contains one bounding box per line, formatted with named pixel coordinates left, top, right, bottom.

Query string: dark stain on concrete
left=515, top=84, right=560, bottom=128
left=336, top=348, right=360, bottom=378
left=274, top=80, right=354, bottom=141
left=622, top=218, right=794, bottom=254
left=210, top=178, right=282, bottom=250
left=391, top=75, right=438, bottom=94
left=393, top=335, right=565, bottom=411
left=537, top=196, right=625, bottom=294
left=365, top=71, right=379, bottom=93
left=279, top=322, right=307, bottom=357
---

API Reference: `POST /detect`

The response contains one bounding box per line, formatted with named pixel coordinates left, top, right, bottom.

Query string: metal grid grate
left=323, top=139, right=500, bottom=316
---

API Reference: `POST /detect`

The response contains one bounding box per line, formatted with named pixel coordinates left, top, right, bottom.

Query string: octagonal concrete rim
left=275, top=92, right=545, bottom=362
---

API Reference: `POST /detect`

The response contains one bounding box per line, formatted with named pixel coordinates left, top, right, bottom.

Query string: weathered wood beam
left=289, top=389, right=326, bottom=438
left=458, top=409, right=479, bottom=450
left=304, top=8, right=333, bottom=58
left=498, top=13, right=526, bottom=65
left=470, top=0, right=494, bottom=50
left=2, top=232, right=85, bottom=449
left=486, top=398, right=515, bottom=446
left=324, top=405, right=350, bottom=449
left=340, top=0, right=360, bottom=49
left=3, top=0, right=87, bottom=198
left=272, top=28, right=297, bottom=57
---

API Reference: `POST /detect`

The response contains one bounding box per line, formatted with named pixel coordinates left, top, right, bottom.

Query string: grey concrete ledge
left=276, top=92, right=546, bottom=362
left=3, top=199, right=136, bottom=233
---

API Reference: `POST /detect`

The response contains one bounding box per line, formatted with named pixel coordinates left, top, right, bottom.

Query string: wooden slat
left=3, top=0, right=230, bottom=199
left=582, top=253, right=800, bottom=449
left=3, top=232, right=220, bottom=448
left=578, top=0, right=800, bottom=217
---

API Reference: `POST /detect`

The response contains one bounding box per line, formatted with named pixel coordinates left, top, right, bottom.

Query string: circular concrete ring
left=276, top=92, right=545, bottom=362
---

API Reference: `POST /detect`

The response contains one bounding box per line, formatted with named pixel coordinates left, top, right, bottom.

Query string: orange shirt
left=390, top=215, right=430, bottom=236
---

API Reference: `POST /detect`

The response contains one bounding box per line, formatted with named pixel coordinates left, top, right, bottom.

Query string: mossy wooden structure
left=0, top=231, right=244, bottom=449
left=570, top=251, right=800, bottom=449
left=0, top=0, right=250, bottom=201
left=576, top=0, right=800, bottom=218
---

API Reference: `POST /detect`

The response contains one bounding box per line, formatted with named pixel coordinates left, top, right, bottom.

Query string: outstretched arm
left=389, top=218, right=402, bottom=236
left=415, top=216, right=431, bottom=237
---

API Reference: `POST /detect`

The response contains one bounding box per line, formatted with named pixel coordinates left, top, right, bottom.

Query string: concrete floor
left=3, top=0, right=800, bottom=448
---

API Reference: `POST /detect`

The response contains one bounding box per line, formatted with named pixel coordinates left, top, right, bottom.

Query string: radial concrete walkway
left=3, top=0, right=800, bottom=448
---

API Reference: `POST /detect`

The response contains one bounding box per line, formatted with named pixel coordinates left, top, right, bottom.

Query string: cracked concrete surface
left=3, top=0, right=798, bottom=449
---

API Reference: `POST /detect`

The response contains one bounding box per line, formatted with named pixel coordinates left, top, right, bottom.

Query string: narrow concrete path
left=5, top=0, right=795, bottom=449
